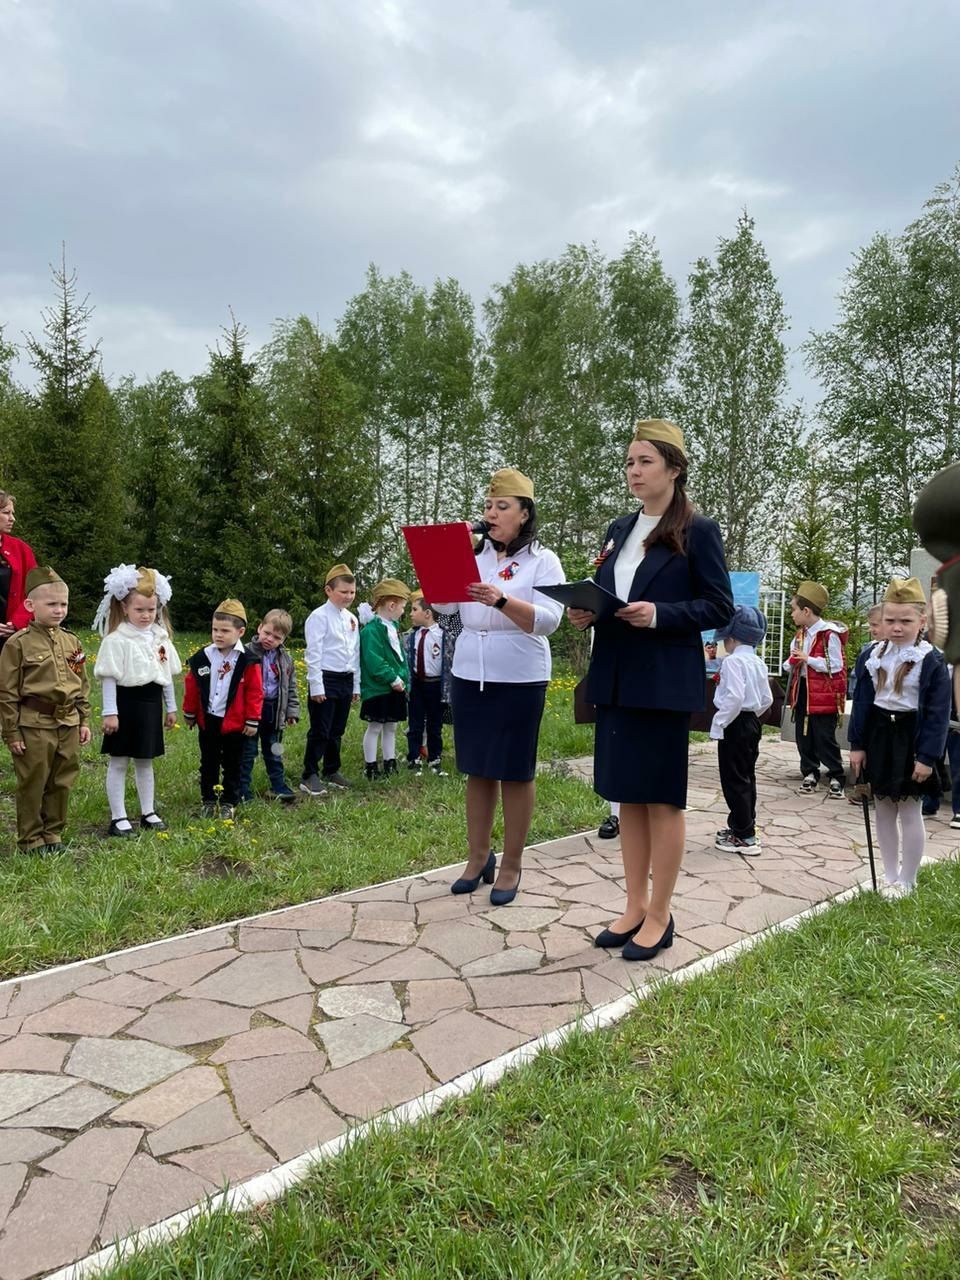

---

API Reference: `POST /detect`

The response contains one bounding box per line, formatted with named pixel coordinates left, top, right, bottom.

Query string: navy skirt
left=360, top=691, right=407, bottom=723
left=452, top=677, right=547, bottom=782
left=865, top=707, right=940, bottom=802
left=594, top=704, right=690, bottom=808
left=101, top=683, right=165, bottom=759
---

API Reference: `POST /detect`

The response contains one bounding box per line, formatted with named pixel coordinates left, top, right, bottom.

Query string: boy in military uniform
left=0, top=566, right=92, bottom=852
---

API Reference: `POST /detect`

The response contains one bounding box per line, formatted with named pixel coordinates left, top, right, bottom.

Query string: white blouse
left=866, top=639, right=930, bottom=713
left=435, top=542, right=565, bottom=687
left=613, top=512, right=661, bottom=602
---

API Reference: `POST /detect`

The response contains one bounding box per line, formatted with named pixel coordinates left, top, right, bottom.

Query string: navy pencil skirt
left=594, top=704, right=691, bottom=808
left=451, top=677, right=547, bottom=782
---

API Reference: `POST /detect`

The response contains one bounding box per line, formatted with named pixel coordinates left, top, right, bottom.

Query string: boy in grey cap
left=710, top=605, right=772, bottom=854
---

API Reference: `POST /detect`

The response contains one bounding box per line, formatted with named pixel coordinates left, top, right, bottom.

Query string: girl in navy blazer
left=848, top=577, right=950, bottom=894
left=569, top=420, right=733, bottom=961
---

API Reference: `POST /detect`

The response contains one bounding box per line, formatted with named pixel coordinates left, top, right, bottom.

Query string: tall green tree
left=19, top=253, right=126, bottom=611
left=187, top=317, right=274, bottom=622
left=0, top=327, right=29, bottom=490
left=115, top=371, right=196, bottom=595
left=602, top=231, right=681, bottom=431
left=677, top=213, right=801, bottom=571
left=485, top=245, right=616, bottom=557
left=779, top=452, right=848, bottom=601
left=259, top=315, right=377, bottom=614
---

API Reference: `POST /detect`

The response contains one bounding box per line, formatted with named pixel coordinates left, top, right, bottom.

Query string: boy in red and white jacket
left=183, top=599, right=263, bottom=817
left=784, top=580, right=848, bottom=798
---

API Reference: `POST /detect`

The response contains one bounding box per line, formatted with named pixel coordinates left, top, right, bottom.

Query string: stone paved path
left=0, top=739, right=957, bottom=1279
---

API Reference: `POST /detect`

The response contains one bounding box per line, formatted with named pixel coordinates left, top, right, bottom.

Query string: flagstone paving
left=0, top=739, right=957, bottom=1279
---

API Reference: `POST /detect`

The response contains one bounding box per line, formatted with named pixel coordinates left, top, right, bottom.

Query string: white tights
left=363, top=722, right=397, bottom=764
left=873, top=796, right=926, bottom=888
left=107, top=757, right=158, bottom=827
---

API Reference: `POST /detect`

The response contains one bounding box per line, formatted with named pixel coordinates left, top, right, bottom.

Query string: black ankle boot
left=383, top=758, right=398, bottom=776
left=365, top=762, right=382, bottom=781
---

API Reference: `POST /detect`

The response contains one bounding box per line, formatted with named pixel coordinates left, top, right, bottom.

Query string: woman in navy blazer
left=569, top=420, right=733, bottom=960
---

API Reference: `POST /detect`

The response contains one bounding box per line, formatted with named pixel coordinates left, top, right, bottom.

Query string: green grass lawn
left=0, top=634, right=603, bottom=977
left=97, top=857, right=960, bottom=1280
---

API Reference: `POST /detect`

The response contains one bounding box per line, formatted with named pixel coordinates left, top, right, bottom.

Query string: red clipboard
left=402, top=522, right=479, bottom=603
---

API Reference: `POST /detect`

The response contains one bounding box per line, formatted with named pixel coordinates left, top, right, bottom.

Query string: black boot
left=365, top=761, right=382, bottom=781
left=383, top=758, right=398, bottom=777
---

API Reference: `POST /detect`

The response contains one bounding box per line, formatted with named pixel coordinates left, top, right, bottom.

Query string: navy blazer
left=848, top=644, right=951, bottom=767
left=586, top=512, right=734, bottom=712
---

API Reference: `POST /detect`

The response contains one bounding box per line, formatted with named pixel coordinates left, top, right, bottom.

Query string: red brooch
left=498, top=561, right=520, bottom=581
left=157, top=645, right=167, bottom=665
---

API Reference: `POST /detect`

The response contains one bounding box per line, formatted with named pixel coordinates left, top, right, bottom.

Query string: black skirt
left=451, top=677, right=547, bottom=782
left=594, top=704, right=691, bottom=808
left=864, top=706, right=941, bottom=802
left=101, top=683, right=165, bottom=759
left=360, top=691, right=408, bottom=723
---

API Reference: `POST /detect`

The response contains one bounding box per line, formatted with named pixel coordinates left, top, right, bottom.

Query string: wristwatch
left=492, top=595, right=508, bottom=610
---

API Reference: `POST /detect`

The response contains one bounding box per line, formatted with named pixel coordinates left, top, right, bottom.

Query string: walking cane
left=853, top=768, right=877, bottom=892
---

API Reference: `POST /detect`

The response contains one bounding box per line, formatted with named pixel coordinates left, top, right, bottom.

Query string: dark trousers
left=794, top=680, right=844, bottom=782
left=198, top=716, right=245, bottom=804
left=239, top=698, right=290, bottom=799
left=406, top=678, right=444, bottom=762
left=718, top=711, right=761, bottom=838
left=302, top=670, right=354, bottom=780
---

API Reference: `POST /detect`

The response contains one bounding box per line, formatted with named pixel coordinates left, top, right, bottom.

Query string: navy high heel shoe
left=622, top=914, right=674, bottom=961
left=594, top=919, right=644, bottom=949
left=451, top=850, right=496, bottom=895
left=489, top=868, right=522, bottom=907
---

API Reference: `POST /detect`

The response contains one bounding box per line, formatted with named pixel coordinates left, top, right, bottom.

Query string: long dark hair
left=487, top=499, right=538, bottom=557
left=641, top=442, right=693, bottom=555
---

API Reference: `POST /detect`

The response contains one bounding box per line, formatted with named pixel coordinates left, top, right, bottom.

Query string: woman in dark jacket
left=0, top=490, right=38, bottom=648
left=569, top=420, right=733, bottom=960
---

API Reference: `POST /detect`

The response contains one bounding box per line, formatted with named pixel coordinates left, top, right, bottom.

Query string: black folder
left=536, top=579, right=625, bottom=619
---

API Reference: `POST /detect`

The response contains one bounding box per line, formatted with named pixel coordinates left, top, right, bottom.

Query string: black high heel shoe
left=594, top=919, right=644, bottom=949
left=451, top=850, right=496, bottom=895
left=490, top=869, right=522, bottom=907
left=621, top=915, right=674, bottom=962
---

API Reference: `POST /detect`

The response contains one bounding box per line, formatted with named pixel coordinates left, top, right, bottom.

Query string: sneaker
left=200, top=802, right=216, bottom=818
left=798, top=775, right=818, bottom=794
left=427, top=759, right=448, bottom=777
left=951, top=814, right=960, bottom=831
left=598, top=814, right=620, bottom=839
left=299, top=775, right=327, bottom=796
left=270, top=789, right=299, bottom=804
left=323, top=772, right=351, bottom=789
left=715, top=826, right=733, bottom=840
left=715, top=833, right=761, bottom=855
left=407, top=760, right=423, bottom=773
left=828, top=780, right=844, bottom=800
left=219, top=804, right=235, bottom=820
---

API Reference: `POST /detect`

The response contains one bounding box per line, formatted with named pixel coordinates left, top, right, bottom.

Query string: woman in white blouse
left=436, top=468, right=565, bottom=904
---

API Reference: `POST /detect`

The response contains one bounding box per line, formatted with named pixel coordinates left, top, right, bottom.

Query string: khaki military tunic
left=0, top=622, right=91, bottom=850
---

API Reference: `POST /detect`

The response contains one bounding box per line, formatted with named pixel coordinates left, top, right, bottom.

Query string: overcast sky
left=1, top=0, right=957, bottom=403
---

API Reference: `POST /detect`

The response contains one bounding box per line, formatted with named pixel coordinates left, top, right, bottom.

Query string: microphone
left=470, top=519, right=491, bottom=535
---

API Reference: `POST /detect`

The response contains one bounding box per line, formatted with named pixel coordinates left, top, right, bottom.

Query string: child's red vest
left=788, top=623, right=848, bottom=716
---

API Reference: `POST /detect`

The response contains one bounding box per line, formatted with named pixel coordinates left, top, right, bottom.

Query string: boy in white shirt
left=711, top=606, right=773, bottom=854
left=300, top=564, right=360, bottom=793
